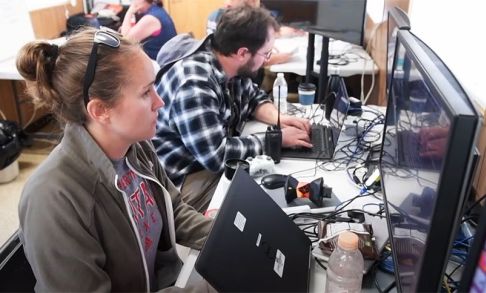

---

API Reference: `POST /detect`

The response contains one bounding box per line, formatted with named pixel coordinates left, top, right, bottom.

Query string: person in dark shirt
left=120, top=0, right=176, bottom=60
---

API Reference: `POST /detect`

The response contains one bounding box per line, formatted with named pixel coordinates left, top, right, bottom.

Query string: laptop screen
left=195, top=169, right=312, bottom=292
left=328, top=76, right=350, bottom=146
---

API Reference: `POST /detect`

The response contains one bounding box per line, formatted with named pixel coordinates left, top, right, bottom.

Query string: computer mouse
left=261, top=174, right=288, bottom=190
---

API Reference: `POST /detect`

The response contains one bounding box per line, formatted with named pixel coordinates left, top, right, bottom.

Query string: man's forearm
left=253, top=102, right=278, bottom=125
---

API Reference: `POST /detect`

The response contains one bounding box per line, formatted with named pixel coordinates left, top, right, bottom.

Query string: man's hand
left=279, top=115, right=312, bottom=148
left=280, top=114, right=311, bottom=134
left=281, top=126, right=312, bottom=148
left=128, top=2, right=143, bottom=14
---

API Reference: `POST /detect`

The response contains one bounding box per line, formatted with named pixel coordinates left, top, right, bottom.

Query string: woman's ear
left=86, top=98, right=111, bottom=124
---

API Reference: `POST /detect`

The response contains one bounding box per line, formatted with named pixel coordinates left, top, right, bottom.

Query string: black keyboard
left=281, top=124, right=334, bottom=160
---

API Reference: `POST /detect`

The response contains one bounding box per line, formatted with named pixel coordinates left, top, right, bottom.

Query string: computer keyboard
left=281, top=124, right=334, bottom=160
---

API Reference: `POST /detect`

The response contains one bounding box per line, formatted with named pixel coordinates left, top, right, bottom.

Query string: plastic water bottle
left=325, top=231, right=364, bottom=293
left=273, top=73, right=288, bottom=114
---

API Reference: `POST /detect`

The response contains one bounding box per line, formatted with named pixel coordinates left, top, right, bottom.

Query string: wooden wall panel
left=29, top=1, right=84, bottom=39
left=0, top=80, right=47, bottom=127
left=165, top=0, right=224, bottom=40
left=364, top=0, right=410, bottom=106
left=0, top=81, right=19, bottom=122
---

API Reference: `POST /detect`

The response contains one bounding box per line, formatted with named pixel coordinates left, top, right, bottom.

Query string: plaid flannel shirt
left=153, top=49, right=271, bottom=187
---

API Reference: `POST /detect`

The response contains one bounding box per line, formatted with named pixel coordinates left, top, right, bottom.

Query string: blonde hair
left=16, top=27, right=141, bottom=124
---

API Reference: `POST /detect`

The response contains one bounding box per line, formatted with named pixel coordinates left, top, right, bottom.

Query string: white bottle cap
left=277, top=72, right=284, bottom=78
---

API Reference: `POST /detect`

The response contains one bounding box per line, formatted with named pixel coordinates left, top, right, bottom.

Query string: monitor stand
left=305, top=32, right=330, bottom=106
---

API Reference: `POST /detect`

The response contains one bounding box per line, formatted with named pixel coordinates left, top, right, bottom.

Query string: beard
left=236, top=57, right=259, bottom=79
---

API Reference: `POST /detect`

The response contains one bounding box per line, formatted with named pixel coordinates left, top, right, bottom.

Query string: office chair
left=0, top=230, right=36, bottom=292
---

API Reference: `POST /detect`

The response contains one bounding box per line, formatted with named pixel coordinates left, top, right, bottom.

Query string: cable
left=464, top=193, right=486, bottom=216
left=315, top=257, right=327, bottom=271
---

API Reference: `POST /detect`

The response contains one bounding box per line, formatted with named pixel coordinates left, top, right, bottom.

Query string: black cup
left=224, top=159, right=250, bottom=180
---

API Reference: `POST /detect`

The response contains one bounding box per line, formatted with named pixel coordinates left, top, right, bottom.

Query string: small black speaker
left=264, top=125, right=282, bottom=164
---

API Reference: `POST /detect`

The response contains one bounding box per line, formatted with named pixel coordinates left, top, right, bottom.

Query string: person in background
left=206, top=0, right=304, bottom=66
left=154, top=6, right=312, bottom=213
left=16, top=27, right=212, bottom=292
left=120, top=0, right=176, bottom=60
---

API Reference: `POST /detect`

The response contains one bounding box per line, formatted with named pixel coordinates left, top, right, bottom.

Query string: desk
left=0, top=37, right=65, bottom=81
left=175, top=105, right=394, bottom=292
left=270, top=35, right=377, bottom=78
left=0, top=57, right=22, bottom=80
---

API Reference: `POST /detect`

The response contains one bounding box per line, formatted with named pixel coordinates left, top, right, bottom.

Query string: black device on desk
left=265, top=84, right=283, bottom=163
left=379, top=30, right=479, bottom=292
left=281, top=76, right=350, bottom=160
left=261, top=174, right=340, bottom=209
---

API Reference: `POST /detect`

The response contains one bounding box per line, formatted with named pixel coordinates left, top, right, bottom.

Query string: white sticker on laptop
left=273, top=249, right=285, bottom=278
left=233, top=211, right=246, bottom=232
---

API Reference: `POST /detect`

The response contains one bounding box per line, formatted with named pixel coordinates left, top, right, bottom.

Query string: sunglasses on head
left=82, top=28, right=121, bottom=106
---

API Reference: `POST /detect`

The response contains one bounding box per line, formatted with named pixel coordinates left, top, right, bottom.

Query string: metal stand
left=305, top=32, right=330, bottom=105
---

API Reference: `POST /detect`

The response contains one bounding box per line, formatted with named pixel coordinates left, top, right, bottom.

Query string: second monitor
left=262, top=0, right=367, bottom=46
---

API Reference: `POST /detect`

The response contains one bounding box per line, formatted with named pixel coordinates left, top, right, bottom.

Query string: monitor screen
left=386, top=7, right=410, bottom=97
left=262, top=0, right=367, bottom=46
left=380, top=30, right=479, bottom=292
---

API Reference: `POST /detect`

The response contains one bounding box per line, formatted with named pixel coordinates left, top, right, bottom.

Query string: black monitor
left=262, top=0, right=367, bottom=46
left=379, top=29, right=480, bottom=292
left=386, top=7, right=411, bottom=97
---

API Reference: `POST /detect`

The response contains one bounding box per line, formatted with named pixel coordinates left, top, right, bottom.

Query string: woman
left=120, top=0, right=176, bottom=60
left=16, top=27, right=211, bottom=291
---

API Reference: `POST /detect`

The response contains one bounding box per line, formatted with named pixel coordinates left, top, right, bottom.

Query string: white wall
left=409, top=0, right=486, bottom=109
left=0, top=0, right=35, bottom=61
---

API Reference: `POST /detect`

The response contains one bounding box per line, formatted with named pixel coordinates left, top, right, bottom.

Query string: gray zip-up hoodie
left=18, top=124, right=211, bottom=292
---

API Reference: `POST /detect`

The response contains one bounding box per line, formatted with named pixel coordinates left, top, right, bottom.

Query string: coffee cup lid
left=298, top=83, right=316, bottom=91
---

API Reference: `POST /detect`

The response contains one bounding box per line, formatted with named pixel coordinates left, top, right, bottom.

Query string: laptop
left=195, top=169, right=312, bottom=292
left=281, top=76, right=350, bottom=160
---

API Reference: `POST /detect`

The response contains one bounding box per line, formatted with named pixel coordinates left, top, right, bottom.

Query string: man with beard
left=153, top=6, right=311, bottom=212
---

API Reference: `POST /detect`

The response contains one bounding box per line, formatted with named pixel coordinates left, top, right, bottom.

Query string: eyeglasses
left=255, top=49, right=273, bottom=60
left=82, top=29, right=121, bottom=106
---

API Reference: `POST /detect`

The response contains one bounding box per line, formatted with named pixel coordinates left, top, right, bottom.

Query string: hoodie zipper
left=123, top=158, right=180, bottom=291
left=126, top=160, right=177, bottom=249
left=114, top=175, right=151, bottom=293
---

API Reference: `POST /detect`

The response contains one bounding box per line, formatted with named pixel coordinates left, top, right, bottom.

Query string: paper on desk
left=329, top=40, right=352, bottom=56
